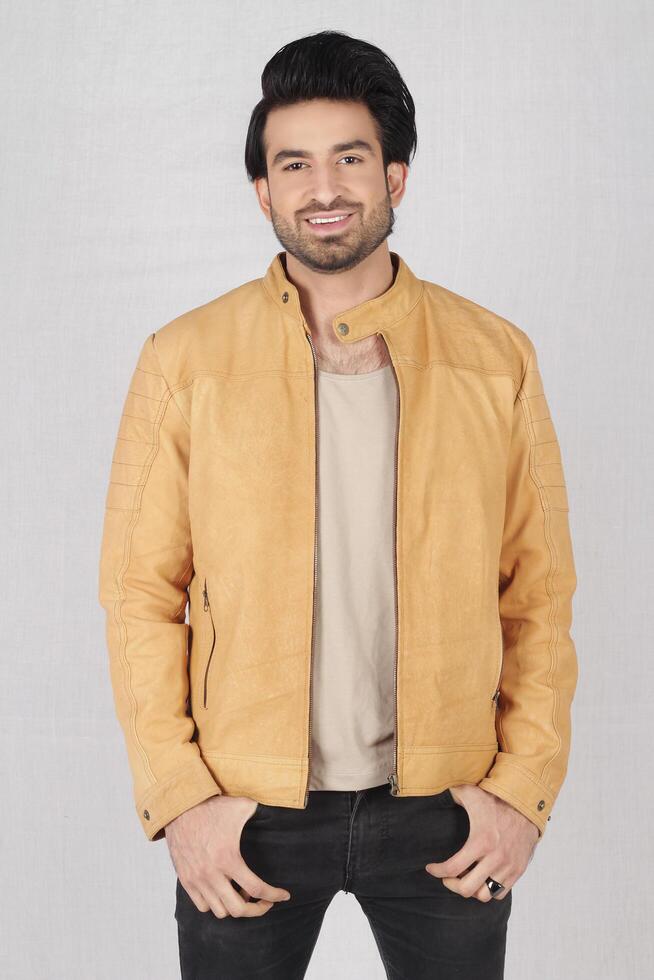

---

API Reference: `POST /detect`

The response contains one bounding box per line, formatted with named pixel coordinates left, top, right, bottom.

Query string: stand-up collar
left=261, top=250, right=424, bottom=343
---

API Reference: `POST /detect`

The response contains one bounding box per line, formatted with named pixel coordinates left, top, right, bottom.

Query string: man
left=98, top=30, right=578, bottom=980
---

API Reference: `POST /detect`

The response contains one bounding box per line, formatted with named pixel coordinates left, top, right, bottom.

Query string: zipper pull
left=203, top=579, right=209, bottom=611
left=388, top=773, right=399, bottom=796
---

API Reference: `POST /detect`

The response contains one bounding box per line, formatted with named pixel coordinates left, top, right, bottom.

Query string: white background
left=1, top=1, right=651, bottom=977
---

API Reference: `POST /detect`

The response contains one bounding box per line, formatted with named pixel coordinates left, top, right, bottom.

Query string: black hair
left=244, top=30, right=417, bottom=182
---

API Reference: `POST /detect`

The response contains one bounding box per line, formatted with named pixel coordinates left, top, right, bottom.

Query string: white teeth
left=308, top=214, right=350, bottom=224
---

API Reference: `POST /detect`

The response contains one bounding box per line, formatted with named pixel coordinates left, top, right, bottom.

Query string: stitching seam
left=113, top=381, right=173, bottom=788
left=516, top=360, right=563, bottom=783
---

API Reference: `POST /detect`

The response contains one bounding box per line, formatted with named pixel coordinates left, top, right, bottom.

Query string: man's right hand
left=165, top=794, right=291, bottom=918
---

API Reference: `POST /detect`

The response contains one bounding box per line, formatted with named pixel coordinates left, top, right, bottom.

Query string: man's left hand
left=425, top=784, right=540, bottom=902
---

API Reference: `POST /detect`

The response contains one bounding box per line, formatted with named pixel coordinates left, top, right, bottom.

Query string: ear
left=386, top=161, right=409, bottom=208
left=254, top=176, right=273, bottom=221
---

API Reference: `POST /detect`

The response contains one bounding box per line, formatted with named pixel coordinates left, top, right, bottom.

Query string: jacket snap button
left=281, top=291, right=289, bottom=302
left=337, top=322, right=349, bottom=335
left=143, top=809, right=150, bottom=820
left=537, top=800, right=545, bottom=811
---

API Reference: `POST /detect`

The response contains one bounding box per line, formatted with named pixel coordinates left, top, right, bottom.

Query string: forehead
left=263, top=99, right=379, bottom=158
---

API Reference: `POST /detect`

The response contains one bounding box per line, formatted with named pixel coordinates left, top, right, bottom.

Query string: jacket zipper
left=378, top=332, right=400, bottom=798
left=303, top=329, right=320, bottom=807
left=202, top=578, right=216, bottom=709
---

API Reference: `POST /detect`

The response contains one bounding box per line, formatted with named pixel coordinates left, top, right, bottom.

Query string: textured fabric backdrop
left=1, top=1, right=651, bottom=977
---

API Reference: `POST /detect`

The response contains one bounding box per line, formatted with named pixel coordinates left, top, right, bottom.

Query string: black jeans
left=174, top=782, right=512, bottom=979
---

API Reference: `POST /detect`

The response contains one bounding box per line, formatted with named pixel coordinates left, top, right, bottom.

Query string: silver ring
left=486, top=876, right=505, bottom=897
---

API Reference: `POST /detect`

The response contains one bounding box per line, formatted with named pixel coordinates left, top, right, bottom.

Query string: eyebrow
left=271, top=140, right=375, bottom=168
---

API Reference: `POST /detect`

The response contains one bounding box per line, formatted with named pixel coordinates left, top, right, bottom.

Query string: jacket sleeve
left=477, top=337, right=579, bottom=839
left=98, top=332, right=222, bottom=841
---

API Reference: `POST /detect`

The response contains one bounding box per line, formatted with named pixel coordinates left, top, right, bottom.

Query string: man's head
left=245, top=31, right=417, bottom=274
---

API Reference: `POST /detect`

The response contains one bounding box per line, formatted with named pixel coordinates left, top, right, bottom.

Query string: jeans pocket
left=243, top=800, right=262, bottom=828
left=174, top=876, right=191, bottom=923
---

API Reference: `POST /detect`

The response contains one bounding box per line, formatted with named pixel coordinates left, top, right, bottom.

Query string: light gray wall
left=1, top=1, right=651, bottom=977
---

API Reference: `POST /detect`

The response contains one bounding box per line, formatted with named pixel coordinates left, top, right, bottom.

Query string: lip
left=304, top=212, right=355, bottom=235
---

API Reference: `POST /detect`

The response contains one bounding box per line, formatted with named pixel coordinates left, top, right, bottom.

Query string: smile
left=304, top=212, right=355, bottom=233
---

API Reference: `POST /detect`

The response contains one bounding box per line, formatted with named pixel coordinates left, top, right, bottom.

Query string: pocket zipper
left=202, top=578, right=216, bottom=709
left=491, top=628, right=503, bottom=708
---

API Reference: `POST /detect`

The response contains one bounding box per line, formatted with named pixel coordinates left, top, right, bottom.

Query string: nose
left=305, top=168, right=351, bottom=216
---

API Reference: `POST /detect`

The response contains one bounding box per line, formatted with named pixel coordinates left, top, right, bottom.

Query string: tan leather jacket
left=98, top=250, right=578, bottom=842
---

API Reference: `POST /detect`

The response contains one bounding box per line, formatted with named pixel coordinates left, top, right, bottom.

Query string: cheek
left=268, top=183, right=305, bottom=218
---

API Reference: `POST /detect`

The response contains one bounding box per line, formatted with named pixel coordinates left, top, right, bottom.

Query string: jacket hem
left=198, top=745, right=504, bottom=810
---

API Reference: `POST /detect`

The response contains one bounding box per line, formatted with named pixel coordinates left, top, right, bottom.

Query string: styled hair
left=244, top=30, right=417, bottom=182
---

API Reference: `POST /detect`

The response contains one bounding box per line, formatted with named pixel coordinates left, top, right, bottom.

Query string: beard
left=269, top=188, right=395, bottom=275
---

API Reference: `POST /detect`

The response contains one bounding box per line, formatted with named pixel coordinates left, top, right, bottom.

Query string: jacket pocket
left=201, top=578, right=216, bottom=709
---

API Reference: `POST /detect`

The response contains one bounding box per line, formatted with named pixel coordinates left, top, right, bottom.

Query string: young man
left=98, top=30, right=578, bottom=979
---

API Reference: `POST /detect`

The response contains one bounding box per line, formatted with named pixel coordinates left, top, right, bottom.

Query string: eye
left=282, top=156, right=363, bottom=172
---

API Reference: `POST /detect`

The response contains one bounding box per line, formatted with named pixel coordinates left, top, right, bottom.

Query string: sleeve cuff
left=136, top=756, right=223, bottom=841
left=478, top=753, right=557, bottom=839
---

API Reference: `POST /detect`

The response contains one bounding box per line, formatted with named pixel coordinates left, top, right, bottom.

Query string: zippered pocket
left=491, top=627, right=503, bottom=709
left=201, top=578, right=216, bottom=709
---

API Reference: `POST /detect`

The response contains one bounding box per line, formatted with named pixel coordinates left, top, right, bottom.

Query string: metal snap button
left=337, top=322, right=349, bottom=335
left=143, top=809, right=150, bottom=820
left=281, top=291, right=289, bottom=302
left=537, top=800, right=545, bottom=811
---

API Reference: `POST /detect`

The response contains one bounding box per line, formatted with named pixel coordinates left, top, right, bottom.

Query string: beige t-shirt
left=308, top=362, right=398, bottom=791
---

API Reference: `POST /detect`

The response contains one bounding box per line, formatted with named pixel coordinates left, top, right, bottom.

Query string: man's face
left=256, top=99, right=407, bottom=274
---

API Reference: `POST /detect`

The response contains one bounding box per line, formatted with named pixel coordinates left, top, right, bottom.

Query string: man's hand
left=425, top=784, right=540, bottom=902
left=165, top=795, right=291, bottom=918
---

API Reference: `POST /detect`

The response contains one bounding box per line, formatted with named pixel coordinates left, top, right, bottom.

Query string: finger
left=231, top=856, right=291, bottom=904
left=199, top=874, right=243, bottom=920
left=238, top=895, right=276, bottom=917
left=192, top=872, right=234, bottom=919
left=207, top=895, right=229, bottom=918
left=235, top=884, right=278, bottom=917
left=474, top=863, right=515, bottom=902
left=215, top=878, right=275, bottom=918
left=490, top=883, right=512, bottom=901
left=444, top=855, right=497, bottom=900
left=426, top=840, right=484, bottom=881
left=474, top=882, right=512, bottom=902
left=215, top=879, right=250, bottom=918
left=234, top=884, right=274, bottom=912
left=181, top=881, right=211, bottom=913
left=241, top=900, right=276, bottom=917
